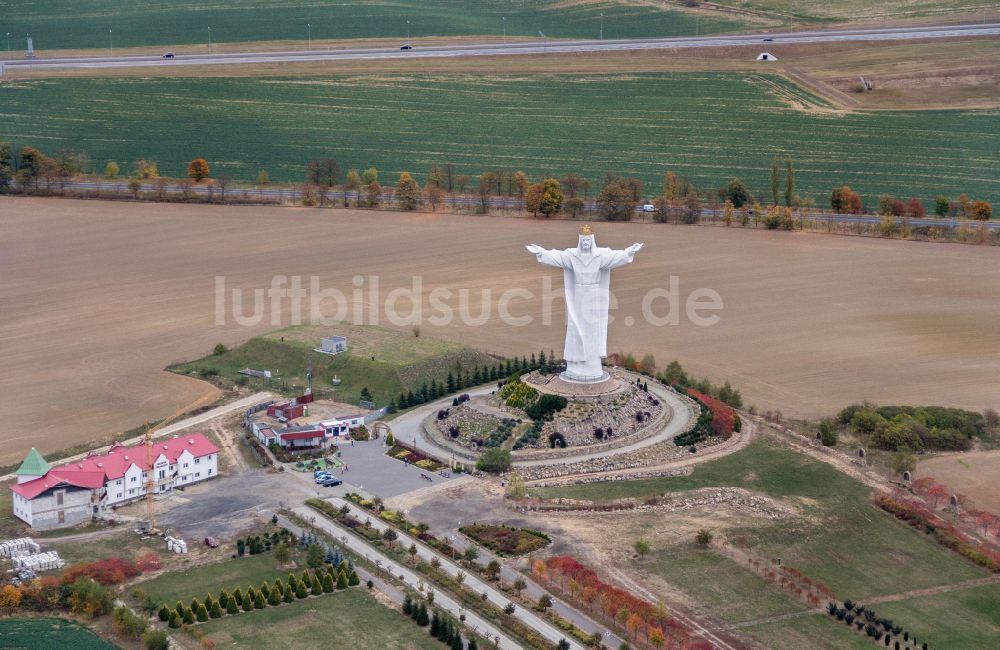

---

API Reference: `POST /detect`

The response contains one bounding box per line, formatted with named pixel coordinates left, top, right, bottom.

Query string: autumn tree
left=0, top=142, right=13, bottom=194
left=134, top=159, right=158, bottom=179
left=927, top=484, right=947, bottom=508
left=664, top=170, right=679, bottom=202
left=969, top=201, right=992, bottom=220
left=455, top=174, right=470, bottom=193
left=424, top=181, right=445, bottom=212
left=513, top=171, right=529, bottom=210
left=102, top=160, right=119, bottom=180
left=188, top=157, right=210, bottom=182
left=831, top=185, right=863, bottom=214
left=306, top=158, right=341, bottom=187
left=597, top=176, right=638, bottom=221
left=682, top=191, right=702, bottom=224
left=934, top=196, right=950, bottom=217
left=427, top=164, right=445, bottom=190
left=723, top=199, right=734, bottom=226
left=395, top=172, right=421, bottom=210
left=365, top=179, right=382, bottom=208
left=561, top=173, right=588, bottom=199
left=344, top=169, right=361, bottom=203
left=564, top=196, right=585, bottom=219
left=477, top=172, right=496, bottom=213
left=18, top=146, right=48, bottom=190
left=724, top=178, right=750, bottom=208
left=525, top=182, right=543, bottom=216
left=906, top=197, right=925, bottom=219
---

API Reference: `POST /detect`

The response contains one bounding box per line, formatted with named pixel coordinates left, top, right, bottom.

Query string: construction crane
left=140, top=392, right=217, bottom=535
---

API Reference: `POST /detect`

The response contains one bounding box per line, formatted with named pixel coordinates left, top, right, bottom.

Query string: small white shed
left=757, top=52, right=777, bottom=61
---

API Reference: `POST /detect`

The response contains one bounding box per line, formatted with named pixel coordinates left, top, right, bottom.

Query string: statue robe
left=533, top=244, right=636, bottom=380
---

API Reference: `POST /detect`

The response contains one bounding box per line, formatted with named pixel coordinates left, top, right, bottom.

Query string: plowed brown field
left=2, top=196, right=998, bottom=465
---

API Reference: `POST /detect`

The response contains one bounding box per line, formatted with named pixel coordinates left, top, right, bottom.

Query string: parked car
left=314, top=474, right=333, bottom=484
left=320, top=478, right=343, bottom=487
left=400, top=44, right=413, bottom=50
left=162, top=52, right=175, bottom=59
left=204, top=536, right=219, bottom=548
left=642, top=203, right=655, bottom=212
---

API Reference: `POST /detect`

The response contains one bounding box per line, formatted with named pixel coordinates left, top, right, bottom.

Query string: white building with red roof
left=10, top=433, right=219, bottom=530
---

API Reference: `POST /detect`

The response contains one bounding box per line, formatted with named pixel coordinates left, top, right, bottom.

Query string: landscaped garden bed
left=459, top=524, right=551, bottom=556
left=386, top=443, right=447, bottom=471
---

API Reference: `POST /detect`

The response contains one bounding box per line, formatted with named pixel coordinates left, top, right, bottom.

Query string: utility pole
left=7, top=32, right=11, bottom=55
left=502, top=17, right=506, bottom=43
left=108, top=28, right=113, bottom=56
left=208, top=26, right=212, bottom=53
left=539, top=30, right=546, bottom=53
left=406, top=20, right=410, bottom=45
left=600, top=13, right=603, bottom=41
left=308, top=23, right=311, bottom=50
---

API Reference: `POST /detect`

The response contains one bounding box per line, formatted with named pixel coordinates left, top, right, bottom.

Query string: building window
left=159, top=470, right=166, bottom=479
left=56, top=491, right=64, bottom=506
left=183, top=462, right=188, bottom=468
left=131, top=477, right=137, bottom=483
left=58, top=510, right=65, bottom=524
left=195, top=472, right=201, bottom=478
left=195, top=458, right=201, bottom=464
left=208, top=469, right=213, bottom=476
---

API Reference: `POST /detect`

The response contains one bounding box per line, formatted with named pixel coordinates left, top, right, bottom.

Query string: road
left=324, top=497, right=586, bottom=649
left=3, top=23, right=997, bottom=72
left=39, top=179, right=1000, bottom=231
left=290, top=504, right=528, bottom=650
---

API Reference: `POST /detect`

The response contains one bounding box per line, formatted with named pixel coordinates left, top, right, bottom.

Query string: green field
left=193, top=587, right=443, bottom=650
left=0, top=618, right=118, bottom=650
left=136, top=551, right=299, bottom=606
left=711, top=0, right=992, bottom=23
left=171, top=323, right=495, bottom=405
left=648, top=544, right=808, bottom=624
left=740, top=612, right=877, bottom=650
left=2, top=73, right=996, bottom=206
left=874, top=582, right=1000, bottom=648
left=539, top=440, right=989, bottom=601
left=1, top=1, right=742, bottom=51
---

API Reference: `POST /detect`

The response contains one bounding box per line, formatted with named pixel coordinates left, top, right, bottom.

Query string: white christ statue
left=526, top=225, right=643, bottom=383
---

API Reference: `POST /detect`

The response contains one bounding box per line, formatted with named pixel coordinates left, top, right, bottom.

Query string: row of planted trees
left=157, top=562, right=361, bottom=628
left=3, top=142, right=992, bottom=223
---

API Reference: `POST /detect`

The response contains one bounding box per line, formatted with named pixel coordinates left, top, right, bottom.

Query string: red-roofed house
left=10, top=433, right=219, bottom=530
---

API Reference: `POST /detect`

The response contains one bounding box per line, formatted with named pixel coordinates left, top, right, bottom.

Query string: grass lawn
left=192, top=586, right=443, bottom=650
left=1, top=74, right=996, bottom=206
left=874, top=582, right=1000, bottom=648
left=646, top=544, right=808, bottom=625
left=541, top=440, right=989, bottom=600
left=0, top=618, right=118, bottom=650
left=740, top=612, right=876, bottom=650
left=136, top=551, right=303, bottom=607
left=0, top=1, right=742, bottom=51
left=170, top=323, right=495, bottom=405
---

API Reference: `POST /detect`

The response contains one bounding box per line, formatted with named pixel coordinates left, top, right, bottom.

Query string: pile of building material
left=166, top=536, right=188, bottom=554
left=0, top=537, right=41, bottom=558
left=12, top=551, right=64, bottom=571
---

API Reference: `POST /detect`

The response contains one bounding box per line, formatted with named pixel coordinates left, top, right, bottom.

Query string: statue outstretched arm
left=601, top=242, right=643, bottom=269
left=526, top=244, right=568, bottom=268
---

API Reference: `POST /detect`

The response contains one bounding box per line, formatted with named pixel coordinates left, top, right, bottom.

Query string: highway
left=3, top=23, right=998, bottom=72
left=51, top=179, right=1000, bottom=231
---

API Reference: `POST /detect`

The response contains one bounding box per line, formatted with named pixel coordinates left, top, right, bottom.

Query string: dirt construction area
left=2, top=196, right=999, bottom=465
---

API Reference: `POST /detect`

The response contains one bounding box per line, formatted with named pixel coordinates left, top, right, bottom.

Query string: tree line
left=0, top=142, right=993, bottom=222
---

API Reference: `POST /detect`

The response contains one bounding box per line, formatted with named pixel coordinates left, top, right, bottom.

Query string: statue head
left=578, top=224, right=595, bottom=253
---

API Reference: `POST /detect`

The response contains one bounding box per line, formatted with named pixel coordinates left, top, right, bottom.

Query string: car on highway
left=763, top=38, right=774, bottom=42
left=400, top=44, right=413, bottom=50
left=162, top=52, right=175, bottom=59
left=642, top=203, right=655, bottom=212
left=320, top=478, right=343, bottom=487
left=204, top=536, right=219, bottom=548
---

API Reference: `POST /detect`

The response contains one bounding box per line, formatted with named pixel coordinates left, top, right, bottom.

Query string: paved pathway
left=388, top=380, right=698, bottom=471
left=290, top=505, right=523, bottom=650
left=326, top=497, right=584, bottom=649
left=444, top=529, right=625, bottom=648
